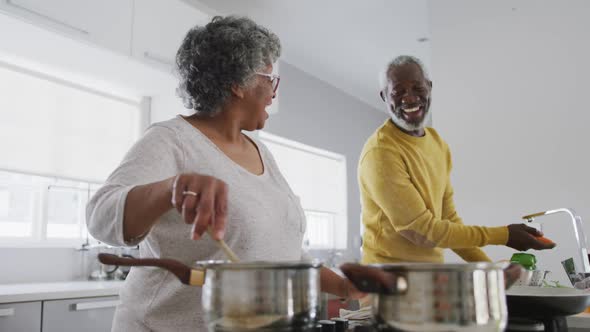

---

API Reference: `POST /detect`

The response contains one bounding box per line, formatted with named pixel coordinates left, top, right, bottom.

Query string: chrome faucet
left=522, top=208, right=590, bottom=273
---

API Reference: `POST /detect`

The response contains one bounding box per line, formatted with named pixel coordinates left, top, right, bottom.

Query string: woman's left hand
left=320, top=267, right=366, bottom=300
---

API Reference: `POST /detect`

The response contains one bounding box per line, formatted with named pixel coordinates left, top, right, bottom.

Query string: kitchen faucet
left=522, top=208, right=590, bottom=273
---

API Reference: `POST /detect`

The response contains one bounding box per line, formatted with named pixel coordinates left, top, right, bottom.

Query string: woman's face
left=242, top=64, right=277, bottom=131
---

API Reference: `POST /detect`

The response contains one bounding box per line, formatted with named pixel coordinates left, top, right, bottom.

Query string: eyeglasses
left=255, top=72, right=281, bottom=93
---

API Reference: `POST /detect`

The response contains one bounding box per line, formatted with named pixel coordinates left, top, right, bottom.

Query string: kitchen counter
left=0, top=280, right=588, bottom=328
left=0, top=280, right=124, bottom=303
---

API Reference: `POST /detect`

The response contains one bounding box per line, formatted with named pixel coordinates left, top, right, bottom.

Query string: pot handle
left=340, top=263, right=408, bottom=295
left=98, top=254, right=205, bottom=286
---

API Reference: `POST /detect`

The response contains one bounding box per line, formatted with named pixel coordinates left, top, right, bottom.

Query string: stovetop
left=347, top=316, right=569, bottom=332
left=350, top=324, right=404, bottom=332
left=506, top=316, right=568, bottom=332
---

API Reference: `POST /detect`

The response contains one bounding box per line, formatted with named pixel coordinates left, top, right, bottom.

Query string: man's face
left=382, top=63, right=432, bottom=132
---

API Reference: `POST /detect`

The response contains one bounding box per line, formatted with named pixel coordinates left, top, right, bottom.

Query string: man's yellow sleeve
left=360, top=147, right=508, bottom=249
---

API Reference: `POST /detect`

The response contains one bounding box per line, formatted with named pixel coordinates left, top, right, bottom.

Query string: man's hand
left=506, top=224, right=556, bottom=251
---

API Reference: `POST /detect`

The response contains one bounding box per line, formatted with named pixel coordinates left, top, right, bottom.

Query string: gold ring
left=182, top=190, right=198, bottom=197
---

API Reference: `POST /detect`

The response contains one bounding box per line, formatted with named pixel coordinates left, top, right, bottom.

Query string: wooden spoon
left=207, top=228, right=240, bottom=263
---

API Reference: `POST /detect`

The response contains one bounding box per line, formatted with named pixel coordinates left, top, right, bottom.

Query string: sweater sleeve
left=359, top=147, right=508, bottom=249
left=85, top=124, right=184, bottom=247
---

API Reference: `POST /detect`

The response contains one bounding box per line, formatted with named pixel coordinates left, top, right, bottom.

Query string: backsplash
left=0, top=246, right=139, bottom=284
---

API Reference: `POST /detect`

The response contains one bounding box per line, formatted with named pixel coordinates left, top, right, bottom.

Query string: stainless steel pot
left=201, top=260, right=322, bottom=332
left=341, top=262, right=510, bottom=332
left=99, top=254, right=322, bottom=332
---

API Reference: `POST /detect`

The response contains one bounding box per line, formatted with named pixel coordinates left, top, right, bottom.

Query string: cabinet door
left=42, top=296, right=120, bottom=332
left=0, top=0, right=133, bottom=54
left=132, top=0, right=210, bottom=71
left=0, top=301, right=42, bottom=332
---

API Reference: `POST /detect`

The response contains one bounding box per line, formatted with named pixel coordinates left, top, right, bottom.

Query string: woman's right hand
left=170, top=173, right=228, bottom=240
left=506, top=224, right=556, bottom=251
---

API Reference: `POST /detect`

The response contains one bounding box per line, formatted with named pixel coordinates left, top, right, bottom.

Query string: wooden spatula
left=207, top=228, right=240, bottom=263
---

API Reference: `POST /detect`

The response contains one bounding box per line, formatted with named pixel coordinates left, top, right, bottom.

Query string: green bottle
left=510, top=253, right=537, bottom=270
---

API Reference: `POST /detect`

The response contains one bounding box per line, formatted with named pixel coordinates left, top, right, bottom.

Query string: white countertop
left=0, top=280, right=124, bottom=303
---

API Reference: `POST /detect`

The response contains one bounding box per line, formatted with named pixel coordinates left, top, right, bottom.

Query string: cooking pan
left=506, top=285, right=590, bottom=317
left=99, top=254, right=321, bottom=331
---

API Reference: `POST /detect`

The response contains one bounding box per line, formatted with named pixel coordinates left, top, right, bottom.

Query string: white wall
left=430, top=0, right=590, bottom=281
left=0, top=248, right=83, bottom=283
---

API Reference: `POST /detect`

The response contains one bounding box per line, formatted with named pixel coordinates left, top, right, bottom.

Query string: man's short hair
left=379, top=55, right=430, bottom=91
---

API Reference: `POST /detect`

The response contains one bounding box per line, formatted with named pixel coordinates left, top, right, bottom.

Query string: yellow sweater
left=359, top=120, right=508, bottom=264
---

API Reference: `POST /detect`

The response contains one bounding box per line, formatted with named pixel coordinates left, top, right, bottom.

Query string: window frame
left=0, top=170, right=104, bottom=248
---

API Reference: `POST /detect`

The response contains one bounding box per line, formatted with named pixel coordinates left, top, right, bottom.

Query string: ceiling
left=185, top=0, right=431, bottom=112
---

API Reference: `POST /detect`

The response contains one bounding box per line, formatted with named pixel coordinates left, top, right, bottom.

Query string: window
left=259, top=132, right=347, bottom=250
left=0, top=170, right=101, bottom=245
left=0, top=62, right=144, bottom=246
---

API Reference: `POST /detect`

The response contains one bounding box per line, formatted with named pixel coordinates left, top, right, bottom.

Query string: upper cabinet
left=0, top=0, right=133, bottom=54
left=132, top=0, right=210, bottom=72
left=0, top=0, right=279, bottom=113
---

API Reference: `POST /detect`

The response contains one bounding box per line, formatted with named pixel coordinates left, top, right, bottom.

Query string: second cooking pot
left=341, top=262, right=510, bottom=332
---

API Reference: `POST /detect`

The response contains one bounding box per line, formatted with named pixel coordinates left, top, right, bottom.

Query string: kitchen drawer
left=0, top=301, right=41, bottom=332
left=42, top=295, right=119, bottom=332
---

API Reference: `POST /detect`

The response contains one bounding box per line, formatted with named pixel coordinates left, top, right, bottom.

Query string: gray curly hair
left=176, top=16, right=281, bottom=116
left=379, top=55, right=430, bottom=91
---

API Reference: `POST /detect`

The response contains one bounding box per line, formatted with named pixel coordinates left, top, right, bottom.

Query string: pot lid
left=194, top=259, right=323, bottom=270
left=370, top=261, right=510, bottom=272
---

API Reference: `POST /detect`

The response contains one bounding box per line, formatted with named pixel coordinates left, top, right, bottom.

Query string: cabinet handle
left=6, top=0, right=89, bottom=35
left=0, top=308, right=15, bottom=317
left=73, top=300, right=120, bottom=311
left=143, top=52, right=174, bottom=67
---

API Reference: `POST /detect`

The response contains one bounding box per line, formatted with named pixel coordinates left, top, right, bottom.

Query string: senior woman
left=86, top=16, right=361, bottom=331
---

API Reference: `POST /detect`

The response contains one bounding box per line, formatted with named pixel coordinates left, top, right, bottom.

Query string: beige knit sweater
left=87, top=116, right=307, bottom=332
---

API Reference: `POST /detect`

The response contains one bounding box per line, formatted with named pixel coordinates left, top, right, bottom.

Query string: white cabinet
left=42, top=296, right=119, bottom=332
left=132, top=0, right=210, bottom=71
left=0, top=296, right=119, bottom=332
left=0, top=301, right=41, bottom=332
left=0, top=0, right=133, bottom=54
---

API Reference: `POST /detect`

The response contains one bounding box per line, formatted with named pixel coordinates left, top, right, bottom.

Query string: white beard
left=390, top=109, right=427, bottom=132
